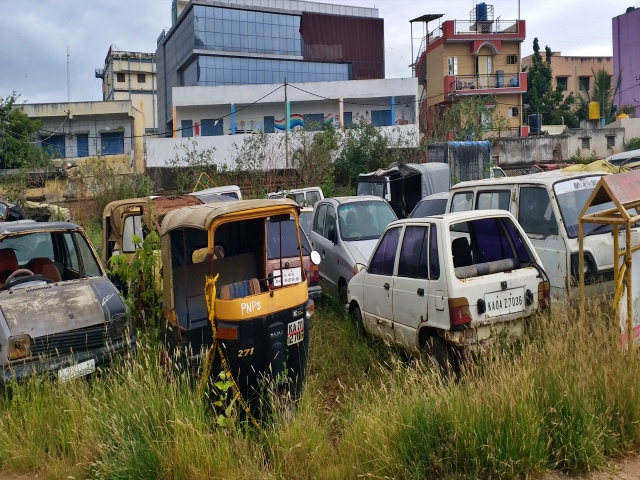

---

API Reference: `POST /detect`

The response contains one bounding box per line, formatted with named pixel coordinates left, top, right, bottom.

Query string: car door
left=516, top=185, right=567, bottom=296
left=426, top=223, right=448, bottom=331
left=363, top=227, right=401, bottom=343
left=392, top=225, right=430, bottom=352
left=310, top=203, right=338, bottom=288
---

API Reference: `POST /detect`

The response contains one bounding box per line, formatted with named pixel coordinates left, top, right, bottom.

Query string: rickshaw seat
left=218, top=278, right=260, bottom=300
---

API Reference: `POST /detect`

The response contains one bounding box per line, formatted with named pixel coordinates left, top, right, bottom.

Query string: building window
left=579, top=76, right=590, bottom=92
left=448, top=57, right=458, bottom=76
left=343, top=112, right=353, bottom=126
left=116, top=73, right=125, bottom=82
left=607, top=136, right=616, bottom=148
left=41, top=135, right=65, bottom=158
left=137, top=73, right=146, bottom=83
left=506, top=54, right=518, bottom=65
left=100, top=132, right=124, bottom=155
left=371, top=110, right=392, bottom=127
left=76, top=134, right=89, bottom=157
left=201, top=119, right=223, bottom=136
left=181, top=120, right=193, bottom=137
left=264, top=116, right=275, bottom=134
left=304, top=113, right=324, bottom=131
left=556, top=77, right=568, bottom=91
left=508, top=107, right=519, bottom=117
left=582, top=137, right=591, bottom=150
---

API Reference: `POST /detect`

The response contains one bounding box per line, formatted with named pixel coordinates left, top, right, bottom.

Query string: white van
left=267, top=187, right=323, bottom=207
left=446, top=171, right=640, bottom=298
left=190, top=185, right=242, bottom=202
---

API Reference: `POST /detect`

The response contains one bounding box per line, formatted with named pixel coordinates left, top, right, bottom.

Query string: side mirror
left=327, top=225, right=337, bottom=243
left=310, top=251, right=321, bottom=266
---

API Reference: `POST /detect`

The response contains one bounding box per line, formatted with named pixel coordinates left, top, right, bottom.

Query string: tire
left=426, top=335, right=455, bottom=378
left=350, top=305, right=365, bottom=334
left=339, top=284, right=348, bottom=306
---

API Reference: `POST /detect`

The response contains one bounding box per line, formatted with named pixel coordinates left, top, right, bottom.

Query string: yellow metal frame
left=578, top=173, right=640, bottom=351
left=192, top=172, right=217, bottom=192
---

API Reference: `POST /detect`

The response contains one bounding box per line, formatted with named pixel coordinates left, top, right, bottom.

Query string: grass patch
left=0, top=299, right=639, bottom=479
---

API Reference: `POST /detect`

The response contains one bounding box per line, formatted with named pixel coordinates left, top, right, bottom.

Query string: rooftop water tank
left=476, top=2, right=489, bottom=22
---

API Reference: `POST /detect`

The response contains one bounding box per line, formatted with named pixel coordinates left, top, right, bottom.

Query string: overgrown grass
left=0, top=298, right=639, bottom=479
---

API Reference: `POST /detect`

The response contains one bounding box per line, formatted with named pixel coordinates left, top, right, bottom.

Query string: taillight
left=308, top=264, right=319, bottom=285
left=448, top=297, right=471, bottom=327
left=217, top=322, right=239, bottom=341
left=537, top=281, right=550, bottom=309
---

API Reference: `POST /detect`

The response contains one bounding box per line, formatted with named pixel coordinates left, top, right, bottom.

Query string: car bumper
left=308, top=284, right=322, bottom=301
left=0, top=336, right=136, bottom=384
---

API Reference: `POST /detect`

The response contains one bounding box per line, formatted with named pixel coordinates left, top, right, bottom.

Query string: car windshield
left=356, top=181, right=384, bottom=197
left=267, top=218, right=311, bottom=259
left=410, top=198, right=448, bottom=218
left=338, top=201, right=396, bottom=241
left=299, top=211, right=313, bottom=235
left=554, top=176, right=614, bottom=238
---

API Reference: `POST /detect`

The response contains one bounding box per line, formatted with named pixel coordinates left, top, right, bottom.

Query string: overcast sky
left=0, top=0, right=636, bottom=104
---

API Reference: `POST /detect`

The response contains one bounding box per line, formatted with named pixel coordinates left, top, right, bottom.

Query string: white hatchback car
left=347, top=210, right=550, bottom=372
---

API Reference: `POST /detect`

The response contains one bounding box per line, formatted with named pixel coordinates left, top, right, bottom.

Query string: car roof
left=451, top=170, right=608, bottom=190
left=388, top=209, right=517, bottom=227
left=0, top=220, right=82, bottom=237
left=321, top=195, right=385, bottom=205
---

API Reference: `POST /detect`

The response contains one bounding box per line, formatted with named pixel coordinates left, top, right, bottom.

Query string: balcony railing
left=453, top=73, right=520, bottom=91
left=453, top=19, right=519, bottom=35
left=427, top=25, right=444, bottom=45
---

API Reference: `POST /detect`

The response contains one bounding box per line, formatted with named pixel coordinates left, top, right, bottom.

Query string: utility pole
left=67, top=46, right=70, bottom=102
left=284, top=78, right=289, bottom=169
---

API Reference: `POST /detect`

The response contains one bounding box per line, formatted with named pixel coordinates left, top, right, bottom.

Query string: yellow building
left=95, top=48, right=158, bottom=133
left=521, top=52, right=613, bottom=99
left=412, top=4, right=527, bottom=137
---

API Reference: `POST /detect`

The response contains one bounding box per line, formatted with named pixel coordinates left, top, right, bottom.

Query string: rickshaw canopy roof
left=160, top=198, right=299, bottom=235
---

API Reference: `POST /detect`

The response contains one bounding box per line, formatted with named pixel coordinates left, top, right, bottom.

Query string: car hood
left=0, top=278, right=119, bottom=338
left=344, top=239, right=378, bottom=266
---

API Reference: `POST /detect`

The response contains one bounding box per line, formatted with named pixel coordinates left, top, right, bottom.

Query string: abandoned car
left=347, top=210, right=550, bottom=373
left=0, top=221, right=134, bottom=383
left=159, top=199, right=317, bottom=406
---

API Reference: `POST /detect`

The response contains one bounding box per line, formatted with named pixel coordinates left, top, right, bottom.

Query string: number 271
left=238, top=348, right=254, bottom=358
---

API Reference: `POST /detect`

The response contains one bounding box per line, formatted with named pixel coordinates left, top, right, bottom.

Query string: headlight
left=110, top=313, right=129, bottom=338
left=8, top=334, right=31, bottom=360
left=353, top=263, right=366, bottom=275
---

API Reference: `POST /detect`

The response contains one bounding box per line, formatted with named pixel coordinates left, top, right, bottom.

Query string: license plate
left=58, top=358, right=96, bottom=382
left=273, top=267, right=302, bottom=287
left=484, top=287, right=525, bottom=317
left=287, top=318, right=304, bottom=346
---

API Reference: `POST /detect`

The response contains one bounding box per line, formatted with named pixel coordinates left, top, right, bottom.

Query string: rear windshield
left=267, top=219, right=310, bottom=259
left=410, top=198, right=448, bottom=218
left=357, top=182, right=385, bottom=197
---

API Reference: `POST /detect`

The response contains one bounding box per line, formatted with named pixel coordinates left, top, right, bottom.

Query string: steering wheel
left=0, top=269, right=54, bottom=291
left=6, top=269, right=35, bottom=282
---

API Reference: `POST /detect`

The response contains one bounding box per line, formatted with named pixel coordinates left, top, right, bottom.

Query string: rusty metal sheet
left=593, top=170, right=640, bottom=208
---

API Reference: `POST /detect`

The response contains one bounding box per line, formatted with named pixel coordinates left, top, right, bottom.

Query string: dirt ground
left=1, top=454, right=640, bottom=480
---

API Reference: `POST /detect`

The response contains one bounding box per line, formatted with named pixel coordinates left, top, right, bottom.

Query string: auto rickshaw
left=159, top=199, right=317, bottom=415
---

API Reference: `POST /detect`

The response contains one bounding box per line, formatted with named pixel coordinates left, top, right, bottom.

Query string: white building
left=146, top=77, right=419, bottom=169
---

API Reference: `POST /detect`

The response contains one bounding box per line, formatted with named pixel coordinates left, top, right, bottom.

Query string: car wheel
left=350, top=305, right=365, bottom=334
left=426, top=335, right=455, bottom=378
left=339, top=284, right=348, bottom=306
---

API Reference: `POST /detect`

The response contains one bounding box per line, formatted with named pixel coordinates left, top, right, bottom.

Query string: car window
left=338, top=201, right=396, bottom=241
left=314, top=204, right=327, bottom=237
left=0, top=232, right=55, bottom=264
left=63, top=233, right=80, bottom=271
left=368, top=227, right=400, bottom=276
left=0, top=203, right=6, bottom=220
left=428, top=225, right=439, bottom=280
left=398, top=226, right=427, bottom=278
left=410, top=198, right=448, bottom=218
left=477, top=191, right=510, bottom=211
left=305, top=191, right=321, bottom=206
left=122, top=214, right=144, bottom=253
left=450, top=192, right=474, bottom=212
left=73, top=232, right=102, bottom=277
left=267, top=219, right=310, bottom=259
left=472, top=218, right=519, bottom=263
left=326, top=205, right=337, bottom=239
left=518, top=187, right=558, bottom=235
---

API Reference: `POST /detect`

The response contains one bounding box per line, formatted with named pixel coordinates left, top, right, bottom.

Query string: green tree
left=0, top=93, right=43, bottom=169
left=522, top=38, right=580, bottom=127
left=290, top=122, right=339, bottom=196
left=578, top=67, right=621, bottom=125
left=334, top=121, right=389, bottom=185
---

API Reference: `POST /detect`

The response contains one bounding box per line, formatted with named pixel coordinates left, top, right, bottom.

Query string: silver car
left=307, top=196, right=397, bottom=304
